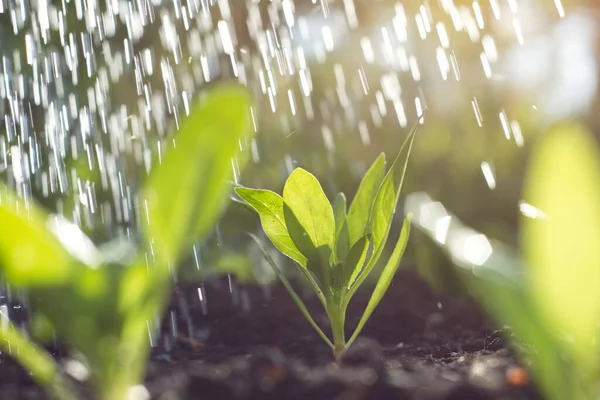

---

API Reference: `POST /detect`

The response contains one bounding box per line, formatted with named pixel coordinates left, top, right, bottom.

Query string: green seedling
left=0, top=85, right=253, bottom=400
left=236, top=126, right=416, bottom=358
left=413, top=122, right=600, bottom=400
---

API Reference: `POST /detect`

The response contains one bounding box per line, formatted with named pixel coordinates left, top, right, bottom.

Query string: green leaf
left=248, top=233, right=334, bottom=351
left=347, top=153, right=385, bottom=246
left=345, top=214, right=411, bottom=350
left=371, top=129, right=415, bottom=257
left=143, top=85, right=252, bottom=266
left=0, top=317, right=79, bottom=400
left=0, top=185, right=72, bottom=286
left=523, top=122, right=600, bottom=370
left=346, top=125, right=417, bottom=302
left=332, top=192, right=349, bottom=263
left=283, top=202, right=331, bottom=286
left=342, top=235, right=371, bottom=291
left=283, top=168, right=335, bottom=264
left=235, top=188, right=307, bottom=267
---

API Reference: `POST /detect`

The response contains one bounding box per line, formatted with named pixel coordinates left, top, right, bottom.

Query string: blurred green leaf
left=29, top=313, right=55, bottom=343
left=211, top=253, right=255, bottom=283
left=0, top=185, right=72, bottom=286
left=119, top=263, right=151, bottom=313
left=523, top=122, right=600, bottom=370
left=143, top=85, right=252, bottom=266
left=235, top=188, right=307, bottom=267
left=0, top=83, right=256, bottom=400
left=347, top=153, right=385, bottom=247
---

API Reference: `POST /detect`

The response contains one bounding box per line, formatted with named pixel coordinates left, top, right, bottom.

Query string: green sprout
left=0, top=84, right=253, bottom=400
left=236, top=126, right=416, bottom=358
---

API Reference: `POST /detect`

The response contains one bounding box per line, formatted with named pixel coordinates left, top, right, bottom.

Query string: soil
left=0, top=269, right=543, bottom=400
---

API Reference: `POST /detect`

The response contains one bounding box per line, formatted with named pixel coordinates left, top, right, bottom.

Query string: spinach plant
left=236, top=127, right=416, bottom=358
left=0, top=84, right=253, bottom=400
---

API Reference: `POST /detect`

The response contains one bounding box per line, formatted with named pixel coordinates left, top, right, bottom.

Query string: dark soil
left=0, top=269, right=543, bottom=400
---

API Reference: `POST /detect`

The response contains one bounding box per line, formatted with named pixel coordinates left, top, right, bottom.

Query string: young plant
left=0, top=84, right=253, bottom=400
left=236, top=127, right=416, bottom=358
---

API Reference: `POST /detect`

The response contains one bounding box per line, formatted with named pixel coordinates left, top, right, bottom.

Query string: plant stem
left=327, top=303, right=346, bottom=360
left=98, top=378, right=130, bottom=400
left=0, top=320, right=78, bottom=400
left=97, top=298, right=162, bottom=400
left=95, top=335, right=150, bottom=400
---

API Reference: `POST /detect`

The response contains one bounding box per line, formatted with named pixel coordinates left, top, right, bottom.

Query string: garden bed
left=0, top=269, right=541, bottom=400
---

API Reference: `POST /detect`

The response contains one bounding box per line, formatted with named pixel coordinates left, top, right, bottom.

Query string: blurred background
left=0, top=0, right=595, bottom=293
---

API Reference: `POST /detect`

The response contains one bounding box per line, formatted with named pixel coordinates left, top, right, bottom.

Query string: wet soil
left=0, top=269, right=543, bottom=400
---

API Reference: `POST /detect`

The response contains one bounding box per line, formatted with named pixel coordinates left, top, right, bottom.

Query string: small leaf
left=346, top=125, right=417, bottom=302
left=283, top=168, right=335, bottom=262
left=332, top=192, right=350, bottom=263
left=143, top=85, right=252, bottom=266
left=523, top=123, right=600, bottom=369
left=235, top=188, right=307, bottom=267
left=371, top=130, right=415, bottom=257
left=283, top=203, right=331, bottom=286
left=0, top=316, right=80, bottom=400
left=0, top=185, right=72, bottom=286
left=119, top=263, right=152, bottom=313
left=346, top=214, right=411, bottom=350
left=342, top=235, right=371, bottom=291
left=347, top=153, right=385, bottom=246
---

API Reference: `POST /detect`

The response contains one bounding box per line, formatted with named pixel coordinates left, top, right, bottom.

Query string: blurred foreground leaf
left=412, top=122, right=600, bottom=400
left=0, top=186, right=72, bottom=286
left=144, top=85, right=252, bottom=266
left=0, top=84, right=254, bottom=400
left=523, top=122, right=600, bottom=370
